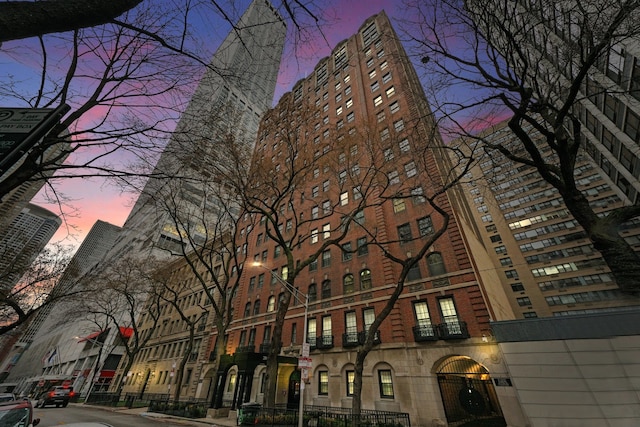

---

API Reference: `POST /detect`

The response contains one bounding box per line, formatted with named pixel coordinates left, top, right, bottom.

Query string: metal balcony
left=236, top=345, right=255, bottom=353
left=316, top=335, right=334, bottom=350
left=358, top=330, right=381, bottom=345
left=437, top=321, right=470, bottom=340
left=412, top=324, right=438, bottom=342
left=342, top=332, right=359, bottom=348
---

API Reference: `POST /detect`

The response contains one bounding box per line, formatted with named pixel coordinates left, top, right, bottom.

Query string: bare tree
left=401, top=0, right=640, bottom=293
left=0, top=242, right=74, bottom=335
left=78, top=255, right=163, bottom=394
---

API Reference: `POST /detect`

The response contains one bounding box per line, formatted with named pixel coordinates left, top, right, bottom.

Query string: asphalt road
left=33, top=403, right=192, bottom=426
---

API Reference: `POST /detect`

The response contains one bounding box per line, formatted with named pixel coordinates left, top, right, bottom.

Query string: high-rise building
left=0, top=203, right=61, bottom=291
left=193, top=11, right=522, bottom=427
left=0, top=220, right=121, bottom=394
left=105, top=0, right=287, bottom=260
left=449, top=120, right=640, bottom=318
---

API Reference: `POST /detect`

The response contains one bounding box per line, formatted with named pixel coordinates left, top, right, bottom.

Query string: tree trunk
left=0, top=0, right=143, bottom=43
left=263, top=290, right=292, bottom=407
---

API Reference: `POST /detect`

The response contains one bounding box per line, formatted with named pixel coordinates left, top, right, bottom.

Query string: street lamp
left=252, top=263, right=309, bottom=427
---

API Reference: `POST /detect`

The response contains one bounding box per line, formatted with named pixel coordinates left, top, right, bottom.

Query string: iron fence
left=149, top=397, right=209, bottom=419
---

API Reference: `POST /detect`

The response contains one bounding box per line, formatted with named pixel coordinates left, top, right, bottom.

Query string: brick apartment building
left=205, top=12, right=525, bottom=427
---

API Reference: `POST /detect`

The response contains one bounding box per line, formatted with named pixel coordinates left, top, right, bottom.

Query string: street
left=33, top=403, right=193, bottom=426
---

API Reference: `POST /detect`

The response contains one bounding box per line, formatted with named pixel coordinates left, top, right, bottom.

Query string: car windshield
left=0, top=406, right=29, bottom=427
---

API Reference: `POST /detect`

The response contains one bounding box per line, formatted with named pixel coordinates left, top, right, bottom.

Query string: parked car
left=0, top=399, right=40, bottom=426
left=35, top=386, right=74, bottom=408
left=0, top=393, right=16, bottom=402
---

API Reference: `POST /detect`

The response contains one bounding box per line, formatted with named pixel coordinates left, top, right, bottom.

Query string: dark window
left=244, top=303, right=251, bottom=318
left=490, top=234, right=502, bottom=243
left=417, top=216, right=433, bottom=236
left=309, top=259, right=318, bottom=271
left=342, top=242, right=353, bottom=261
left=308, top=284, right=317, bottom=302
left=357, top=237, right=368, bottom=255
left=511, top=283, right=525, bottom=292
left=397, top=223, right=412, bottom=244
left=322, top=250, right=331, bottom=267
left=624, top=109, right=640, bottom=142
left=407, top=263, right=421, bottom=281
left=253, top=300, right=261, bottom=315
left=517, top=297, right=532, bottom=306
left=321, top=279, right=332, bottom=299
left=426, top=252, right=446, bottom=276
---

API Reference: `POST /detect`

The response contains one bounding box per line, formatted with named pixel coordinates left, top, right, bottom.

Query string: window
left=399, top=138, right=410, bottom=152
left=371, top=81, right=380, bottom=92
left=346, top=98, right=353, bottom=108
left=385, top=86, right=395, bottom=97
left=267, top=296, right=276, bottom=312
left=380, top=60, right=388, bottom=70
left=308, top=283, right=317, bottom=302
left=413, top=301, right=433, bottom=336
left=390, top=101, right=399, bottom=113
left=388, top=170, right=400, bottom=184
left=398, top=223, right=412, bottom=243
left=417, top=216, right=433, bottom=236
left=309, top=259, right=318, bottom=272
left=342, top=242, right=353, bottom=261
left=343, top=274, right=355, bottom=294
left=393, top=198, right=406, bottom=213
left=355, top=210, right=365, bottom=225
left=319, top=371, right=329, bottom=395
left=336, top=106, right=343, bottom=115
left=322, top=315, right=332, bottom=340
left=323, top=200, right=331, bottom=214
left=439, top=297, right=462, bottom=333
left=380, top=127, right=390, bottom=140
left=227, top=372, right=237, bottom=392
left=346, top=371, right=355, bottom=396
left=322, top=250, right=331, bottom=267
left=312, top=206, right=319, bottom=219
left=321, top=279, right=331, bottom=298
left=360, top=269, right=372, bottom=289
left=345, top=311, right=357, bottom=339
left=323, top=223, right=331, bottom=239
left=500, top=257, right=512, bottom=266
left=274, top=245, right=281, bottom=258
left=347, top=111, right=355, bottom=123
left=378, top=370, right=394, bottom=398
left=382, top=72, right=391, bottom=83
left=394, top=119, right=405, bottom=132
left=263, top=325, right=271, bottom=343
left=253, top=300, right=261, bottom=315
left=412, top=187, right=426, bottom=204
left=426, top=252, right=446, bottom=276
left=244, top=303, right=251, bottom=318
left=384, top=148, right=394, bottom=161
left=505, top=269, right=519, bottom=279
left=323, top=179, right=330, bottom=192
left=516, top=297, right=532, bottom=306
left=340, top=191, right=349, bottom=206
left=404, top=161, right=416, bottom=177
left=357, top=237, right=368, bottom=256
left=311, top=229, right=319, bottom=244
left=312, top=186, right=319, bottom=197
left=374, top=95, right=383, bottom=107
left=258, top=273, right=265, bottom=287
left=490, top=235, right=502, bottom=243
left=511, top=283, right=525, bottom=292
left=308, top=317, right=316, bottom=344
left=377, top=110, right=386, bottom=122
left=369, top=69, right=377, bottom=79
left=495, top=245, right=507, bottom=255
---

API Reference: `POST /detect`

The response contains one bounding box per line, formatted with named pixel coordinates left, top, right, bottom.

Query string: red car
left=0, top=398, right=40, bottom=426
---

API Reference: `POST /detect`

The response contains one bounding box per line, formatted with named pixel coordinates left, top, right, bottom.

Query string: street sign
left=0, top=108, right=53, bottom=157
left=301, top=343, right=310, bottom=358
left=298, top=357, right=312, bottom=368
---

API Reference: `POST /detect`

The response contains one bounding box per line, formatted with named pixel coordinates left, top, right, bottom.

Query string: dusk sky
left=1, top=1, right=417, bottom=250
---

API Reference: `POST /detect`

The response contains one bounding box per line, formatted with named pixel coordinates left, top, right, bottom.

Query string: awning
left=119, top=327, right=133, bottom=338
left=77, top=330, right=105, bottom=343
left=99, top=370, right=115, bottom=378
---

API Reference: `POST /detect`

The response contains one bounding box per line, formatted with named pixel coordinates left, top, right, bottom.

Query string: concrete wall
left=492, top=309, right=640, bottom=427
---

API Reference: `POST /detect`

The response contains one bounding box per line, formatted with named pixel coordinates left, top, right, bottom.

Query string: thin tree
left=402, top=0, right=640, bottom=293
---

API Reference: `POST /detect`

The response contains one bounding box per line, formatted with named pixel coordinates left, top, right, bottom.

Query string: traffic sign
left=0, top=108, right=53, bottom=156
left=301, top=343, right=310, bottom=358
left=298, top=357, right=312, bottom=368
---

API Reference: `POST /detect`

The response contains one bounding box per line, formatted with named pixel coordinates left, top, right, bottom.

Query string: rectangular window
left=340, top=192, right=349, bottom=206
left=357, top=237, right=368, bottom=256
left=394, top=119, right=405, bottom=132
left=312, top=206, right=319, bottom=219
left=390, top=101, right=399, bottom=113
left=388, top=170, right=400, bottom=184
left=342, top=242, right=353, bottom=261
left=308, top=317, right=316, bottom=345
left=417, top=216, right=433, bottom=236
left=371, top=81, right=380, bottom=92
left=438, top=297, right=461, bottom=333
left=404, top=161, right=417, bottom=177
left=346, top=371, right=355, bottom=396
left=336, top=106, right=343, bottom=115
left=624, top=109, right=640, bottom=142
left=369, top=69, right=377, bottom=79
left=363, top=308, right=375, bottom=332
left=399, top=138, right=410, bottom=152
left=382, top=72, right=391, bottom=83
left=311, top=229, right=319, bottom=244
left=380, top=128, right=390, bottom=140
left=393, top=198, right=406, bottom=213
left=347, top=111, right=355, bottom=123
left=323, top=200, right=331, bottom=214
left=322, top=250, right=331, bottom=267
left=323, top=223, right=331, bottom=239
left=517, top=297, right=532, bottom=306
left=322, top=316, right=332, bottom=338
left=374, top=95, right=383, bottom=107
left=319, top=371, right=329, bottom=395
left=397, top=223, right=412, bottom=243
left=378, top=370, right=394, bottom=398
left=385, top=86, right=395, bottom=97
left=323, top=179, right=330, bottom=191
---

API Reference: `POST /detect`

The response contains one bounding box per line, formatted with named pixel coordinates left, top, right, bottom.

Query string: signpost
left=0, top=104, right=69, bottom=174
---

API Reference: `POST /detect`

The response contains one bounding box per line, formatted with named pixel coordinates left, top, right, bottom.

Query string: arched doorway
left=287, top=369, right=301, bottom=410
left=435, top=356, right=505, bottom=426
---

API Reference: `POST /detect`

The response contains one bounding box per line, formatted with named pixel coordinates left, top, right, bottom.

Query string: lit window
left=344, top=75, right=351, bottom=83
left=267, top=296, right=276, bottom=312
left=346, top=98, right=353, bottom=108
left=319, top=371, right=329, bottom=395
left=380, top=60, right=388, bottom=70
left=336, top=106, right=343, bottom=115
left=393, top=199, right=406, bottom=213
left=311, top=229, right=318, bottom=244
left=360, top=268, right=371, bottom=288
left=343, top=274, right=354, bottom=294
left=374, top=95, right=383, bottom=107
left=385, top=86, right=395, bottom=97
left=323, top=223, right=331, bottom=239
left=369, top=69, right=377, bottom=79
left=346, top=371, right=355, bottom=396
left=340, top=192, right=349, bottom=206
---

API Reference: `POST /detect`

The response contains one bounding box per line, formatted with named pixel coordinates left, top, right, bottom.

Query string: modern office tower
left=0, top=203, right=61, bottom=291
left=0, top=220, right=121, bottom=394
left=105, top=0, right=286, bottom=259
left=192, top=12, right=523, bottom=427
left=449, top=120, right=640, bottom=318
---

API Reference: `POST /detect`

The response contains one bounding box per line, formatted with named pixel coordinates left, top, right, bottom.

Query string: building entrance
left=287, top=370, right=301, bottom=410
left=435, top=356, right=505, bottom=426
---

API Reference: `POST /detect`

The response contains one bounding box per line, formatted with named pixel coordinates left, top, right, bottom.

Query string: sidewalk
left=75, top=403, right=238, bottom=427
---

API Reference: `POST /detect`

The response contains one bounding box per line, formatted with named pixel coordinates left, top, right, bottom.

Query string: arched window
left=267, top=296, right=276, bottom=312
left=244, top=302, right=251, bottom=318
left=321, top=279, right=332, bottom=299
left=278, top=292, right=286, bottom=309
left=427, top=252, right=446, bottom=276
left=253, top=300, right=261, bottom=315
left=308, top=283, right=317, bottom=302
left=343, top=274, right=355, bottom=294
left=360, top=269, right=372, bottom=290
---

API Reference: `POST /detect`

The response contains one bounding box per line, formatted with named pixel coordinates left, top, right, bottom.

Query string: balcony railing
left=342, top=332, right=359, bottom=348
left=437, top=321, right=470, bottom=340
left=358, top=330, right=381, bottom=345
left=316, top=335, right=334, bottom=349
left=412, top=323, right=438, bottom=342
left=236, top=345, right=255, bottom=353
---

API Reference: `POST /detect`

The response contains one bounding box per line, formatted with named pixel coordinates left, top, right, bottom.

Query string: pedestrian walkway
left=75, top=403, right=238, bottom=427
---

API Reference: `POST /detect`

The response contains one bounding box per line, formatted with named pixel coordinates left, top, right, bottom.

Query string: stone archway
left=435, top=356, right=505, bottom=426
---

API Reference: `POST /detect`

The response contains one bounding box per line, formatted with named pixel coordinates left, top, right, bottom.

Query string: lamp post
left=253, top=263, right=308, bottom=427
